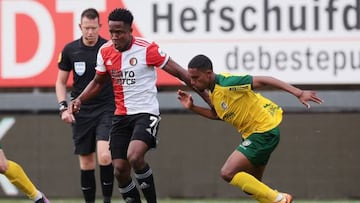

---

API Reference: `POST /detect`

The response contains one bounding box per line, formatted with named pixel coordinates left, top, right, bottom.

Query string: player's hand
left=297, top=90, right=324, bottom=108
left=60, top=109, right=75, bottom=124
left=177, top=89, right=194, bottom=109
left=68, top=99, right=81, bottom=114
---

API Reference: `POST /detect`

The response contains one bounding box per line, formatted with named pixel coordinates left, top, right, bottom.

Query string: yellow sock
left=4, top=160, right=38, bottom=200
left=230, top=172, right=278, bottom=202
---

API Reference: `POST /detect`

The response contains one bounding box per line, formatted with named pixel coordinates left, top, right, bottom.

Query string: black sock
left=135, top=164, right=157, bottom=203
left=100, top=164, right=114, bottom=203
left=118, top=180, right=142, bottom=203
left=34, top=198, right=45, bottom=203
left=81, top=169, right=96, bottom=203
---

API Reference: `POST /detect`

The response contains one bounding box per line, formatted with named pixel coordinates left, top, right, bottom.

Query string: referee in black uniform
left=55, top=8, right=115, bottom=203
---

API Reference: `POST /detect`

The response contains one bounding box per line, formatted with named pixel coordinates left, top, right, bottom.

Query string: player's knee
left=113, top=164, right=130, bottom=179
left=0, top=161, right=9, bottom=173
left=220, top=168, right=234, bottom=183
left=98, top=152, right=112, bottom=165
left=127, top=153, right=144, bottom=169
left=0, top=165, right=7, bottom=173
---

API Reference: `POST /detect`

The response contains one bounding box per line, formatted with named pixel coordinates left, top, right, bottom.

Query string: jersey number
left=146, top=115, right=161, bottom=137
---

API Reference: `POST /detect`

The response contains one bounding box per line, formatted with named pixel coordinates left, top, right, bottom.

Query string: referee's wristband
left=58, top=100, right=68, bottom=112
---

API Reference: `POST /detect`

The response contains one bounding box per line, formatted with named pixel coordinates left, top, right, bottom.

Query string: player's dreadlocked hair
left=81, top=8, right=100, bottom=20
left=108, top=8, right=134, bottom=26
left=188, top=54, right=213, bottom=71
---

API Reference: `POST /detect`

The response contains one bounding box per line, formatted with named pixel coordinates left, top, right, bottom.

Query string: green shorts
left=236, top=126, right=280, bottom=166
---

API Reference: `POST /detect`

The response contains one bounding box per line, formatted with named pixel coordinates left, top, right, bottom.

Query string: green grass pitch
left=0, top=199, right=359, bottom=203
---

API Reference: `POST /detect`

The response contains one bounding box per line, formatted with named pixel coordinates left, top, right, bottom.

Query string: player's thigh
left=131, top=113, right=161, bottom=149
left=237, top=127, right=280, bottom=166
left=222, top=150, right=253, bottom=177
left=110, top=113, right=160, bottom=160
left=72, top=111, right=97, bottom=155
left=127, top=140, right=149, bottom=167
left=95, top=110, right=112, bottom=164
left=110, top=115, right=132, bottom=160
left=72, top=125, right=96, bottom=155
left=96, top=109, right=113, bottom=141
left=97, top=140, right=111, bottom=154
left=221, top=150, right=266, bottom=181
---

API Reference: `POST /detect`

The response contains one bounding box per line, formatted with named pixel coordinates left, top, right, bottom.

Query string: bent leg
left=128, top=140, right=157, bottom=203
left=113, top=158, right=141, bottom=203
left=221, top=150, right=279, bottom=203
left=4, top=160, right=42, bottom=200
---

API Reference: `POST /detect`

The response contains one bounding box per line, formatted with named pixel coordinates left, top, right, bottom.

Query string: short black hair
left=108, top=8, right=133, bottom=26
left=188, top=54, right=213, bottom=71
left=81, top=8, right=99, bottom=20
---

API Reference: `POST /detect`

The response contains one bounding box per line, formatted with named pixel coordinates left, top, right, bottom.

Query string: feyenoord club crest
left=129, top=57, right=137, bottom=66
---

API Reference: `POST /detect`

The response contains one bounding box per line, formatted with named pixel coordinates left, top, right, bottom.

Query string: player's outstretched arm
left=163, top=58, right=212, bottom=107
left=177, top=89, right=219, bottom=120
left=69, top=74, right=107, bottom=114
left=252, top=76, right=324, bottom=108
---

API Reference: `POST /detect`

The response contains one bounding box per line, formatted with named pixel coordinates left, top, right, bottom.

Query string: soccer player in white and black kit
left=68, top=8, right=210, bottom=203
left=55, top=8, right=115, bottom=203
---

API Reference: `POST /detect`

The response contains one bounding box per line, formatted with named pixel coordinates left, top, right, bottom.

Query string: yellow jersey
left=209, top=74, right=283, bottom=139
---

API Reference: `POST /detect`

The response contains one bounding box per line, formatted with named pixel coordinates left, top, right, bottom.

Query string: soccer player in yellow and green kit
left=177, top=54, right=323, bottom=203
left=0, top=144, right=50, bottom=203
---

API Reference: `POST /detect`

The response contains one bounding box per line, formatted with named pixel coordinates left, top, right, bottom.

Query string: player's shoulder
left=133, top=37, right=155, bottom=47
left=99, top=40, right=113, bottom=51
left=218, top=72, right=250, bottom=78
left=98, top=40, right=117, bottom=59
left=216, top=73, right=252, bottom=87
left=62, top=38, right=81, bottom=51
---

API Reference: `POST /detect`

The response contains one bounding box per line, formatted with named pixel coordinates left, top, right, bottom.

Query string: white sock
left=33, top=190, right=43, bottom=201
left=274, top=193, right=283, bottom=202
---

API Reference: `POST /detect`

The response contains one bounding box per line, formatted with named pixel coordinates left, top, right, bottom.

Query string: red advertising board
left=0, top=0, right=181, bottom=87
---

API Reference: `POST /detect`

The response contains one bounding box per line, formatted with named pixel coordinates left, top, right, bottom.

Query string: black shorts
left=110, top=113, right=161, bottom=160
left=72, top=104, right=113, bottom=155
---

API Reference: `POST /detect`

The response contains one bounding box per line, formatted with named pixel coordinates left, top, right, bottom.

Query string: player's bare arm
left=252, top=76, right=324, bottom=108
left=69, top=73, right=108, bottom=114
left=177, top=89, right=218, bottom=120
left=163, top=58, right=212, bottom=106
left=55, top=69, right=70, bottom=102
left=55, top=69, right=75, bottom=123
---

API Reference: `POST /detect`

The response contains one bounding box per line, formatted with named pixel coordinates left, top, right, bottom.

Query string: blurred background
left=0, top=0, right=359, bottom=200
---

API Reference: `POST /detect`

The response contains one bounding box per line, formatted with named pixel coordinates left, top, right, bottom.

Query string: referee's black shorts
left=72, top=104, right=113, bottom=155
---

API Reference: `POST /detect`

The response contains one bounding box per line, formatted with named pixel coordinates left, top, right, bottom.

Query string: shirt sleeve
left=217, top=74, right=253, bottom=87
left=146, top=42, right=170, bottom=68
left=58, top=47, right=71, bottom=71
left=95, top=48, right=107, bottom=75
